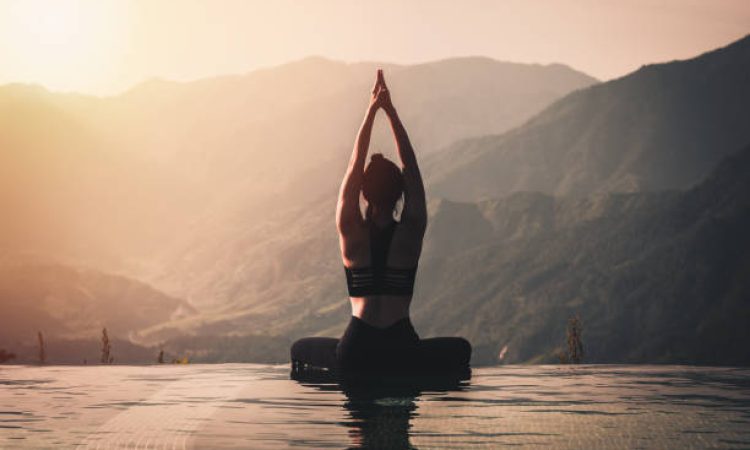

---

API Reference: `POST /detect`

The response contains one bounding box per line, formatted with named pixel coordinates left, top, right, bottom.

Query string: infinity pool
left=1, top=364, right=749, bottom=449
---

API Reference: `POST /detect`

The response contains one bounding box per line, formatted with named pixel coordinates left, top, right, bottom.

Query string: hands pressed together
left=368, top=69, right=395, bottom=114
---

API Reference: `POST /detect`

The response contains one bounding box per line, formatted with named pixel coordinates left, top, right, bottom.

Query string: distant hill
left=141, top=143, right=750, bottom=366
left=0, top=56, right=596, bottom=273
left=145, top=36, right=750, bottom=324
left=0, top=262, right=195, bottom=346
left=413, top=143, right=750, bottom=365
left=0, top=257, right=290, bottom=364
left=4, top=38, right=749, bottom=366
left=426, top=34, right=750, bottom=201
left=138, top=37, right=750, bottom=367
left=114, top=56, right=596, bottom=158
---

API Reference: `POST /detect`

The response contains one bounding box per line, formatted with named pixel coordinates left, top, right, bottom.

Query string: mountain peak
left=427, top=34, right=750, bottom=201
left=623, top=33, right=750, bottom=82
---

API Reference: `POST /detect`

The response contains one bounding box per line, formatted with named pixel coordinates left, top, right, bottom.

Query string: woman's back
left=342, top=218, right=423, bottom=327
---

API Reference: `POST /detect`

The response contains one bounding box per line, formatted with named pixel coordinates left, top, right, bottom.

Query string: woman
left=291, top=70, right=471, bottom=376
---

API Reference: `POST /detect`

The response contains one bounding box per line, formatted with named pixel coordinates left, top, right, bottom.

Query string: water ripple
left=0, top=364, right=747, bottom=449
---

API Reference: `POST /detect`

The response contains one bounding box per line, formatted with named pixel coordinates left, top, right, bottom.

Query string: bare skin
left=336, top=70, right=427, bottom=328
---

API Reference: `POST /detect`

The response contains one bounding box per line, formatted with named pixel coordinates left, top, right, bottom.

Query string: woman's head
left=362, top=153, right=403, bottom=218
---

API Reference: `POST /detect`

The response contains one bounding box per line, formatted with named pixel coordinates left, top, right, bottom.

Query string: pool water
left=1, top=364, right=749, bottom=449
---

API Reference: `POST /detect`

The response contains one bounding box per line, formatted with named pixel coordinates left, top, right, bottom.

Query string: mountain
left=145, top=36, right=750, bottom=325
left=0, top=258, right=291, bottom=364
left=426, top=34, right=750, bottom=201
left=112, top=56, right=596, bottom=159
left=413, top=143, right=750, bottom=365
left=138, top=37, right=750, bottom=367
left=140, top=142, right=750, bottom=366
left=0, top=261, right=195, bottom=346
left=0, top=57, right=596, bottom=275
left=0, top=84, right=204, bottom=269
left=4, top=38, right=748, bottom=366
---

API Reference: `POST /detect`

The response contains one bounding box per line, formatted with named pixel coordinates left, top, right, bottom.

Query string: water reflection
left=302, top=376, right=469, bottom=450
left=3, top=365, right=749, bottom=449
left=342, top=385, right=419, bottom=449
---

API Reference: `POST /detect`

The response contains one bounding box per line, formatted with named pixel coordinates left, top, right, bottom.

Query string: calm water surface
left=1, top=364, right=749, bottom=449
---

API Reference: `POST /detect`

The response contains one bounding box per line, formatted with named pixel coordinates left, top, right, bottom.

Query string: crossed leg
left=291, top=336, right=471, bottom=372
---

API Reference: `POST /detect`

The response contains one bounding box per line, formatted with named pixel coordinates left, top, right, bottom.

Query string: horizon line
left=0, top=53, right=598, bottom=99
left=2, top=32, right=746, bottom=99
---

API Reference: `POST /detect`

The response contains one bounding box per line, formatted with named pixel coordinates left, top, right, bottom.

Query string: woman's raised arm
left=380, top=80, right=427, bottom=233
left=336, top=72, right=383, bottom=234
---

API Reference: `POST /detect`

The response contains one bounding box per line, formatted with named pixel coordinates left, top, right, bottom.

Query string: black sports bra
left=344, top=221, right=417, bottom=296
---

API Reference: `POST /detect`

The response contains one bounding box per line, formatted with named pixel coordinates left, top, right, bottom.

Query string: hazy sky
left=0, top=0, right=748, bottom=95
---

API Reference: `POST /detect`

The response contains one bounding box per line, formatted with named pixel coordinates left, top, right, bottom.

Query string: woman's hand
left=377, top=71, right=395, bottom=114
left=368, top=69, right=394, bottom=112
left=368, top=70, right=383, bottom=111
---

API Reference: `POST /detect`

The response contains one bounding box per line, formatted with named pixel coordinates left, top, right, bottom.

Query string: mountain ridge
left=414, top=142, right=750, bottom=364
left=426, top=34, right=750, bottom=200
left=0, top=53, right=597, bottom=274
left=138, top=142, right=750, bottom=365
left=3, top=37, right=748, bottom=366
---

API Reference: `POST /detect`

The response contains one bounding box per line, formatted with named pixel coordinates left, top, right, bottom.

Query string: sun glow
left=0, top=0, right=130, bottom=94
left=0, top=0, right=747, bottom=95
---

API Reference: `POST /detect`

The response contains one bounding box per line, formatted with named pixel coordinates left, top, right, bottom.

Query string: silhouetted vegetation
left=0, top=333, right=292, bottom=365
left=37, top=331, right=46, bottom=364
left=101, top=328, right=113, bottom=364
left=157, top=349, right=164, bottom=364
left=558, top=315, right=584, bottom=364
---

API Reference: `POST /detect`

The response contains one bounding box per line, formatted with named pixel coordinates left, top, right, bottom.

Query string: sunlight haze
left=2, top=2, right=750, bottom=444
left=0, top=0, right=748, bottom=95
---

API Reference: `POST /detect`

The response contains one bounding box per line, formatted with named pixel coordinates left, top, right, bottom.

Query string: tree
left=101, top=328, right=113, bottom=364
left=567, top=315, right=584, bottom=364
left=157, top=349, right=164, bottom=364
left=558, top=315, right=584, bottom=364
left=38, top=331, right=46, bottom=364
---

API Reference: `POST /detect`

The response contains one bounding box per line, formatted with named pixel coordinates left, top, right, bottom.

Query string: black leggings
left=291, top=316, right=471, bottom=373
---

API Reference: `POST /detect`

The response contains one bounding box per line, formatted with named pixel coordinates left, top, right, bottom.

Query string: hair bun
left=371, top=153, right=384, bottom=162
